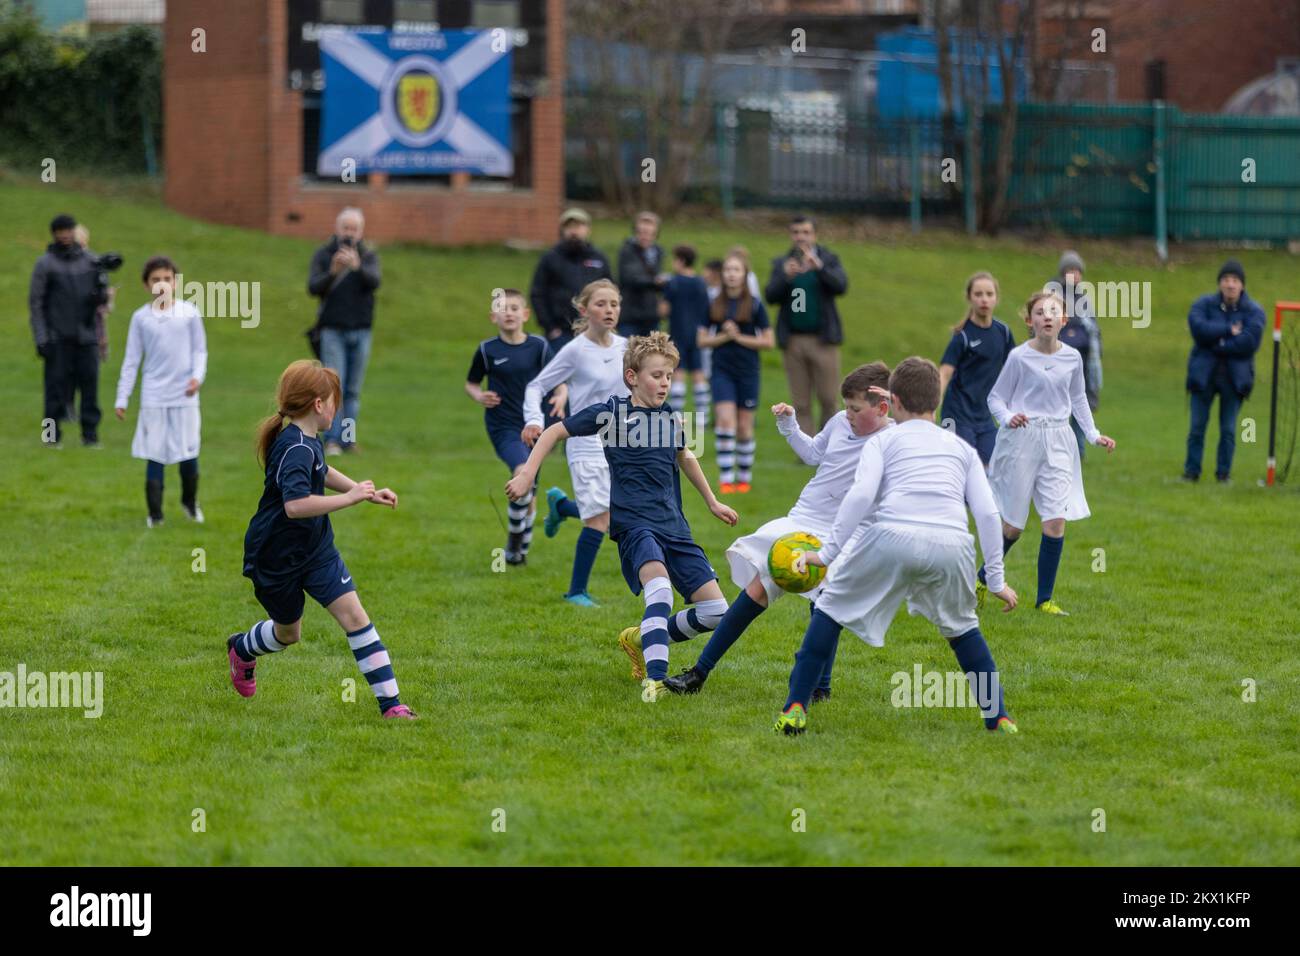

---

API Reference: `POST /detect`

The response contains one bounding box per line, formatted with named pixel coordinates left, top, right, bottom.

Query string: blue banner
left=317, top=29, right=513, bottom=177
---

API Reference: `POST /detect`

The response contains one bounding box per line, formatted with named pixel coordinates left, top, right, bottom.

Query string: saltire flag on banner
left=317, top=29, right=513, bottom=176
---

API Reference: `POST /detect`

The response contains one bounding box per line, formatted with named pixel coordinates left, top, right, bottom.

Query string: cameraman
left=308, top=207, right=381, bottom=455
left=29, top=213, right=111, bottom=447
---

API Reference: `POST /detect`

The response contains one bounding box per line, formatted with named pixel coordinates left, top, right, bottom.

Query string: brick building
left=1035, top=0, right=1300, bottom=111
left=163, top=0, right=565, bottom=246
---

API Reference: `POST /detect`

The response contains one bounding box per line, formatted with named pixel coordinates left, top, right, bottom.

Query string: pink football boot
left=226, top=635, right=256, bottom=698
left=382, top=704, right=417, bottom=720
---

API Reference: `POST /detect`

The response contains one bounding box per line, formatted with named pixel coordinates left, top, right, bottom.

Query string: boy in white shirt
left=663, top=362, right=893, bottom=698
left=115, top=256, right=207, bottom=527
left=977, top=291, right=1116, bottom=616
left=774, top=357, right=1018, bottom=736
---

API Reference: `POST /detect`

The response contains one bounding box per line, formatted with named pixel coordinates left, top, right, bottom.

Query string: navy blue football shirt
left=564, top=395, right=692, bottom=540
left=939, top=318, right=1016, bottom=426
left=467, top=334, right=551, bottom=434
left=243, top=424, right=336, bottom=583
left=705, top=295, right=769, bottom=379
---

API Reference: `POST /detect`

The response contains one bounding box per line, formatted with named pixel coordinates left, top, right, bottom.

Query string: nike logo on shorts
left=341, top=575, right=352, bottom=584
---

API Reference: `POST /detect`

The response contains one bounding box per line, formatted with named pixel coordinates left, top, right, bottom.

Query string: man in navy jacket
left=1183, top=259, right=1265, bottom=482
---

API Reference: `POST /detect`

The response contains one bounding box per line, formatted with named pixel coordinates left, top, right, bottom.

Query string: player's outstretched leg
left=226, top=618, right=299, bottom=698
left=947, top=626, right=1015, bottom=733
left=668, top=577, right=767, bottom=694
left=635, top=571, right=674, bottom=701
left=775, top=607, right=843, bottom=734
left=1034, top=519, right=1068, bottom=615
left=327, top=593, right=416, bottom=720
left=543, top=486, right=578, bottom=538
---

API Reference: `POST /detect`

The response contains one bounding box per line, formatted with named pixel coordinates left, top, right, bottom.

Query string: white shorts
left=568, top=457, right=611, bottom=519
left=815, top=521, right=979, bottom=647
left=987, top=417, right=1089, bottom=529
left=131, top=405, right=201, bottom=464
left=727, top=514, right=868, bottom=604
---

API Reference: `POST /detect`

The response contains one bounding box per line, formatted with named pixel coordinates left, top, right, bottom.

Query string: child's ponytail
left=256, top=360, right=343, bottom=465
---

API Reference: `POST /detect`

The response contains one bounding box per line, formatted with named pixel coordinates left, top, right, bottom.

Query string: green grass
left=1, top=173, right=1298, bottom=865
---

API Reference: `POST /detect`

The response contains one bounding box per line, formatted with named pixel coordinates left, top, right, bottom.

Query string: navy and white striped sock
left=665, top=598, right=729, bottom=643
left=506, top=485, right=534, bottom=558
left=641, top=576, right=673, bottom=681
left=736, top=438, right=756, bottom=484
left=715, top=429, right=736, bottom=484
left=521, top=499, right=536, bottom=557
left=233, top=619, right=289, bottom=662
left=347, top=623, right=402, bottom=713
left=693, top=382, right=711, bottom=418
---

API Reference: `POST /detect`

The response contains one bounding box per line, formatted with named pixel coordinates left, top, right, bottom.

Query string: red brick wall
left=1039, top=0, right=1300, bottom=111
left=163, top=0, right=564, bottom=246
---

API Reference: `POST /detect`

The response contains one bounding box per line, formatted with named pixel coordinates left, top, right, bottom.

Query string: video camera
left=91, top=252, right=124, bottom=306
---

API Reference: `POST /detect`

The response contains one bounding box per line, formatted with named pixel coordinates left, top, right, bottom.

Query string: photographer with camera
left=307, top=207, right=382, bottom=456
left=29, top=213, right=120, bottom=448
left=764, top=215, right=849, bottom=433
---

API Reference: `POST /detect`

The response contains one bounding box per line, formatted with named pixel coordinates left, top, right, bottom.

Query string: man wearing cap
left=1183, top=259, right=1265, bottom=483
left=29, top=213, right=105, bottom=447
left=529, top=208, right=612, bottom=349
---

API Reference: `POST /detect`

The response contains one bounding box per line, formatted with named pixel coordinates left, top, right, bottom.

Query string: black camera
left=91, top=252, right=124, bottom=307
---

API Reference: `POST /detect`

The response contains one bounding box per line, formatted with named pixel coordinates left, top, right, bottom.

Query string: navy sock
left=695, top=591, right=766, bottom=674
left=1036, top=533, right=1064, bottom=605
left=978, top=534, right=1019, bottom=584
left=145, top=459, right=165, bottom=483
left=567, top=526, right=603, bottom=597
left=558, top=497, right=581, bottom=519
left=784, top=608, right=842, bottom=711
left=816, top=632, right=839, bottom=692
left=948, top=627, right=1008, bottom=729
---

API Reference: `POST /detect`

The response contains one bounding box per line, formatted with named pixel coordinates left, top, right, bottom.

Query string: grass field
left=1, top=173, right=1297, bottom=866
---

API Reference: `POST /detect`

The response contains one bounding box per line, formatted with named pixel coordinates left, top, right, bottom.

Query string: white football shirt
left=523, top=332, right=629, bottom=464
left=987, top=341, right=1099, bottom=443
left=822, top=418, right=1006, bottom=594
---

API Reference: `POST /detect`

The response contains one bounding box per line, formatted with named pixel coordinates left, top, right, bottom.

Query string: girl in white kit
left=114, top=255, right=208, bottom=527
left=978, top=290, right=1115, bottom=615
left=522, top=279, right=629, bottom=607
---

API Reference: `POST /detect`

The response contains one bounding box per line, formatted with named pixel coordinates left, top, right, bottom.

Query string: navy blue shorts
left=710, top=367, right=759, bottom=409
left=618, top=526, right=718, bottom=599
left=489, top=427, right=531, bottom=471
left=952, top=418, right=999, bottom=466
left=250, top=551, right=357, bottom=624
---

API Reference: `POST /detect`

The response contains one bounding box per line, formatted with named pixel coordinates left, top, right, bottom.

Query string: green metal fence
left=990, top=103, right=1300, bottom=244
left=567, top=96, right=1300, bottom=244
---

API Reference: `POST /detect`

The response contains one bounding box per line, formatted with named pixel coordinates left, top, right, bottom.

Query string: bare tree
left=983, top=0, right=1037, bottom=233
left=567, top=0, right=749, bottom=215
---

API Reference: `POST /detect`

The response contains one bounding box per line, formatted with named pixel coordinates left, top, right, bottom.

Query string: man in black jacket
left=30, top=213, right=104, bottom=447
left=308, top=207, right=381, bottom=455
left=616, top=211, right=665, bottom=337
left=529, top=208, right=611, bottom=349
left=764, top=215, right=849, bottom=431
